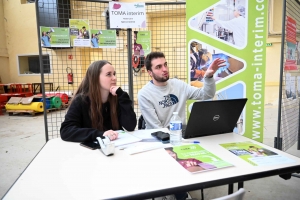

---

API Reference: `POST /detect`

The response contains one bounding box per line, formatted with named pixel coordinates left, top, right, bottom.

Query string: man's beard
left=152, top=72, right=169, bottom=83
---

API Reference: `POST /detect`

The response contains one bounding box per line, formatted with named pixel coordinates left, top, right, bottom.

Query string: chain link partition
left=36, top=0, right=186, bottom=140
left=277, top=0, right=300, bottom=151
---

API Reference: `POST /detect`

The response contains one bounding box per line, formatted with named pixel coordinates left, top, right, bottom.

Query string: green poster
left=40, top=27, right=70, bottom=47
left=133, top=31, right=151, bottom=56
left=220, top=141, right=294, bottom=166
left=187, top=0, right=268, bottom=142
left=69, top=19, right=90, bottom=47
left=90, top=30, right=116, bottom=48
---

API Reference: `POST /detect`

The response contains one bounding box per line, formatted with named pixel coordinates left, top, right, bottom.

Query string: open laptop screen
left=183, top=98, right=247, bottom=139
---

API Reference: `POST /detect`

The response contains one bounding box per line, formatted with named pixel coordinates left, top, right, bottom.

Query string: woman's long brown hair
left=74, top=60, right=119, bottom=130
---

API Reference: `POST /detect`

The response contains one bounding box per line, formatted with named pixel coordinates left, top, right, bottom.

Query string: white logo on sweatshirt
left=158, top=94, right=179, bottom=108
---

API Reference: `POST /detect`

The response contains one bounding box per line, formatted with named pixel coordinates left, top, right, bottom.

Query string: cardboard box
left=7, top=97, right=22, bottom=104
left=21, top=97, right=34, bottom=105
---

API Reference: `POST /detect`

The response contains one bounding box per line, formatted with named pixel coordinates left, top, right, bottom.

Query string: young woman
left=60, top=60, right=137, bottom=142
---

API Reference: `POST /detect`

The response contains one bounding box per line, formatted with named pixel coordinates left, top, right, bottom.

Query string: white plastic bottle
left=169, top=112, right=182, bottom=146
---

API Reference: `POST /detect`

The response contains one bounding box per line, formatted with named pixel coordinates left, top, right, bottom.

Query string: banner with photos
left=90, top=30, right=117, bottom=48
left=40, top=26, right=70, bottom=47
left=187, top=0, right=268, bottom=142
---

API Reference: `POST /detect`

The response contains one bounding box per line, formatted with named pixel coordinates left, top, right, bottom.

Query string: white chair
left=211, top=188, right=245, bottom=200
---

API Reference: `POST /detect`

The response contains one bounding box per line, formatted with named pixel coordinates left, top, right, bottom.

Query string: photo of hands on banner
left=189, top=0, right=247, bottom=48
left=189, top=41, right=244, bottom=87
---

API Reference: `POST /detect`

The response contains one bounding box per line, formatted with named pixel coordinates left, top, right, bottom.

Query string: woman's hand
left=103, top=130, right=119, bottom=141
left=110, top=86, right=120, bottom=96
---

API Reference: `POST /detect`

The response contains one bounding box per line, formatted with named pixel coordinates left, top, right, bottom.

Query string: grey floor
left=0, top=105, right=299, bottom=200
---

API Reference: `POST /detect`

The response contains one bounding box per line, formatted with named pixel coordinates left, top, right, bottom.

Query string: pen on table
left=182, top=140, right=200, bottom=144
left=118, top=144, right=136, bottom=150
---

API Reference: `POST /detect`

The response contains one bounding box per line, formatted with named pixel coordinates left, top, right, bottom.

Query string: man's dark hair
left=145, top=52, right=165, bottom=71
left=82, top=26, right=86, bottom=29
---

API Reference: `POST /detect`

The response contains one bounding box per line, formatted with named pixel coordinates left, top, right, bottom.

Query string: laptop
left=182, top=98, right=247, bottom=139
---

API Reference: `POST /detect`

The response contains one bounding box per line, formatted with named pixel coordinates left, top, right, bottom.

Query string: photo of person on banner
left=40, top=27, right=55, bottom=47
left=189, top=41, right=244, bottom=87
left=41, top=31, right=51, bottom=47
left=248, top=146, right=277, bottom=156
left=82, top=26, right=89, bottom=39
left=91, top=34, right=99, bottom=48
left=91, top=30, right=103, bottom=48
left=189, top=1, right=247, bottom=48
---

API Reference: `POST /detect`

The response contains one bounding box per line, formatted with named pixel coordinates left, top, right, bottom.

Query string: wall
left=265, top=38, right=281, bottom=105
left=0, top=1, right=9, bottom=83
left=18, top=56, right=29, bottom=74
left=2, top=1, right=41, bottom=83
left=264, top=0, right=284, bottom=105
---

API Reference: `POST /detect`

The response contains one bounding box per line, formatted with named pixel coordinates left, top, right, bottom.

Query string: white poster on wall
left=109, top=2, right=146, bottom=28
left=286, top=73, right=296, bottom=99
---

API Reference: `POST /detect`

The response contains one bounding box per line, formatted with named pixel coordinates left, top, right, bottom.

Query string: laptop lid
left=183, top=98, right=247, bottom=139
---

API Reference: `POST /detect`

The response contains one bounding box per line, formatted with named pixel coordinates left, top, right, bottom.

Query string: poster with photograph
left=285, top=73, right=296, bottom=99
left=40, top=26, right=70, bottom=47
left=220, top=141, right=295, bottom=166
left=165, top=144, right=233, bottom=173
left=132, top=30, right=151, bottom=72
left=69, top=19, right=90, bottom=47
left=90, top=30, right=116, bottom=48
left=187, top=0, right=268, bottom=142
left=285, top=16, right=297, bottom=70
left=133, top=31, right=151, bottom=56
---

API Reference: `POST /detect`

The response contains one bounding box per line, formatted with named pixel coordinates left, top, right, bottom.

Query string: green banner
left=90, top=30, right=116, bottom=48
left=187, top=0, right=268, bottom=142
left=40, top=27, right=70, bottom=47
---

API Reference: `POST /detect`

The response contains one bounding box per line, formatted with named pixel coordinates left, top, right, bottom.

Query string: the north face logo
left=158, top=94, right=179, bottom=108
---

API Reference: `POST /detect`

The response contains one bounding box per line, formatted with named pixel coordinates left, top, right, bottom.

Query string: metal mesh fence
left=36, top=0, right=186, bottom=140
left=278, top=0, right=300, bottom=151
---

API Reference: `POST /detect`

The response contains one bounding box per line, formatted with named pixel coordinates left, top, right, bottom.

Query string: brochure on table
left=164, top=144, right=233, bottom=174
left=220, top=141, right=295, bottom=166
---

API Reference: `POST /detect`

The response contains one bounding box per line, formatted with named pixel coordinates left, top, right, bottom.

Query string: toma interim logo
left=113, top=3, right=121, bottom=9
left=134, top=4, right=144, bottom=8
